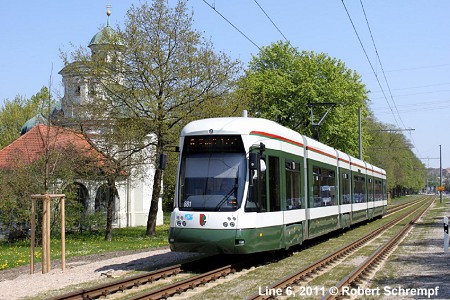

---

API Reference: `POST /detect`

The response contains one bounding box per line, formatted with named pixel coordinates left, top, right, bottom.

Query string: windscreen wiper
left=215, top=185, right=237, bottom=211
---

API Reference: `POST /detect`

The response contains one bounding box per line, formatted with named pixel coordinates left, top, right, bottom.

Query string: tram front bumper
left=169, top=227, right=242, bottom=254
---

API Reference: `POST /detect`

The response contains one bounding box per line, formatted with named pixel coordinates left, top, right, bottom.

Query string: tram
left=168, top=114, right=387, bottom=254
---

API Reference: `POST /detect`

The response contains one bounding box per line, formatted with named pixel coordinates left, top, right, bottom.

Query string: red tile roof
left=0, top=125, right=107, bottom=169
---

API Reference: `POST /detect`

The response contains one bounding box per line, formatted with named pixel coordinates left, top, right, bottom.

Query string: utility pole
left=358, top=108, right=362, bottom=159
left=419, top=145, right=444, bottom=199
left=440, top=144, right=443, bottom=203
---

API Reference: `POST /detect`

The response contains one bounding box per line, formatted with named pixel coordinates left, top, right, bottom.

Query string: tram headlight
left=223, top=215, right=238, bottom=228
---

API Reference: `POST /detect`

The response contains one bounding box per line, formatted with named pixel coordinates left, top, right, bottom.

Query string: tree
left=0, top=87, right=50, bottom=149
left=241, top=41, right=369, bottom=157
left=119, top=0, right=243, bottom=236
left=62, top=0, right=243, bottom=237
left=365, top=115, right=426, bottom=197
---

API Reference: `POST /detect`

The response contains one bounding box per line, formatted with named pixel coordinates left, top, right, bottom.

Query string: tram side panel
left=304, top=138, right=340, bottom=239
left=279, top=151, right=306, bottom=249
left=244, top=138, right=308, bottom=252
left=373, top=165, right=387, bottom=217
left=337, top=150, right=352, bottom=229
left=349, top=157, right=369, bottom=224
left=367, top=164, right=375, bottom=220
left=242, top=140, right=296, bottom=253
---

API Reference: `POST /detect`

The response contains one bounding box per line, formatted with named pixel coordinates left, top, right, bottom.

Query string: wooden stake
left=45, top=194, right=51, bottom=273
left=30, top=194, right=66, bottom=274
left=41, top=195, right=47, bottom=274
left=30, top=198, right=36, bottom=274
left=61, top=196, right=65, bottom=271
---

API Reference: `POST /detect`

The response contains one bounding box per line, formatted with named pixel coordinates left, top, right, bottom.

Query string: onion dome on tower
left=88, top=10, right=123, bottom=59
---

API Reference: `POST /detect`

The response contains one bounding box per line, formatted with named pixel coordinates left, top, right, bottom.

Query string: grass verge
left=0, top=213, right=171, bottom=271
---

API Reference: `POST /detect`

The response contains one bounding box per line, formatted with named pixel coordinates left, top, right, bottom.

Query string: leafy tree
left=0, top=87, right=49, bottom=148
left=366, top=115, right=426, bottom=197
left=61, top=0, right=243, bottom=237
left=241, top=41, right=369, bottom=157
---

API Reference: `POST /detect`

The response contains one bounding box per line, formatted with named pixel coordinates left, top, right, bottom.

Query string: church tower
left=59, top=9, right=123, bottom=121
left=57, top=10, right=163, bottom=228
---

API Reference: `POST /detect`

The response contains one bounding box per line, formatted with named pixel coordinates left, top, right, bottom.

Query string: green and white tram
left=168, top=116, right=387, bottom=254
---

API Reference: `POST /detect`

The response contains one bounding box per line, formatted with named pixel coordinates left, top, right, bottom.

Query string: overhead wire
left=374, top=101, right=450, bottom=115
left=342, top=0, right=422, bottom=157
left=340, top=0, right=400, bottom=129
left=358, top=0, right=421, bottom=158
left=201, top=1, right=423, bottom=157
left=359, top=0, right=405, bottom=126
left=201, top=0, right=261, bottom=50
left=253, top=0, right=289, bottom=42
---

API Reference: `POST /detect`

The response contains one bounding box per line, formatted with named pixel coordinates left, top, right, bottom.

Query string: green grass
left=0, top=213, right=171, bottom=271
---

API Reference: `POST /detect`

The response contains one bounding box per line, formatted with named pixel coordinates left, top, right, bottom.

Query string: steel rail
left=321, top=199, right=433, bottom=300
left=126, top=264, right=236, bottom=300
left=386, top=196, right=426, bottom=215
left=49, top=264, right=183, bottom=300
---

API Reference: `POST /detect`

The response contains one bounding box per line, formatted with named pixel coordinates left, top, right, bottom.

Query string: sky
left=1, top=0, right=449, bottom=169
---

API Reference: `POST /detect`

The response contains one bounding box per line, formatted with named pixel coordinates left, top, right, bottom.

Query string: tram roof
left=181, top=117, right=386, bottom=175
left=181, top=117, right=297, bottom=138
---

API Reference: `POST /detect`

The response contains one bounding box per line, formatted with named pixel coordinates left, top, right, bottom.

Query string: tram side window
left=245, top=156, right=267, bottom=212
left=312, top=166, right=336, bottom=207
left=368, top=178, right=374, bottom=201
left=285, top=160, right=301, bottom=210
left=353, top=175, right=366, bottom=203
left=341, top=173, right=351, bottom=204
left=269, top=156, right=281, bottom=211
left=374, top=180, right=382, bottom=201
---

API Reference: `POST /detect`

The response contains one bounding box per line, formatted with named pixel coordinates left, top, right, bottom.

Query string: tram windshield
left=178, top=153, right=246, bottom=211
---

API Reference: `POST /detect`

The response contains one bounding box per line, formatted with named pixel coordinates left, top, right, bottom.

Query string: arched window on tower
left=75, top=85, right=81, bottom=96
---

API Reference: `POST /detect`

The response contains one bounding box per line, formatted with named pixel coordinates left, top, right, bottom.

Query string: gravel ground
left=374, top=199, right=450, bottom=300
left=0, top=247, right=201, bottom=300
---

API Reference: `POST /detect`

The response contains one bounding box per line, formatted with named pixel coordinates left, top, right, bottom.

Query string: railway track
left=386, top=196, right=425, bottom=215
left=321, top=198, right=432, bottom=300
left=127, top=264, right=240, bottom=300
left=245, top=197, right=433, bottom=300
left=49, top=197, right=429, bottom=300
left=49, top=254, right=260, bottom=300
left=48, top=264, right=183, bottom=300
